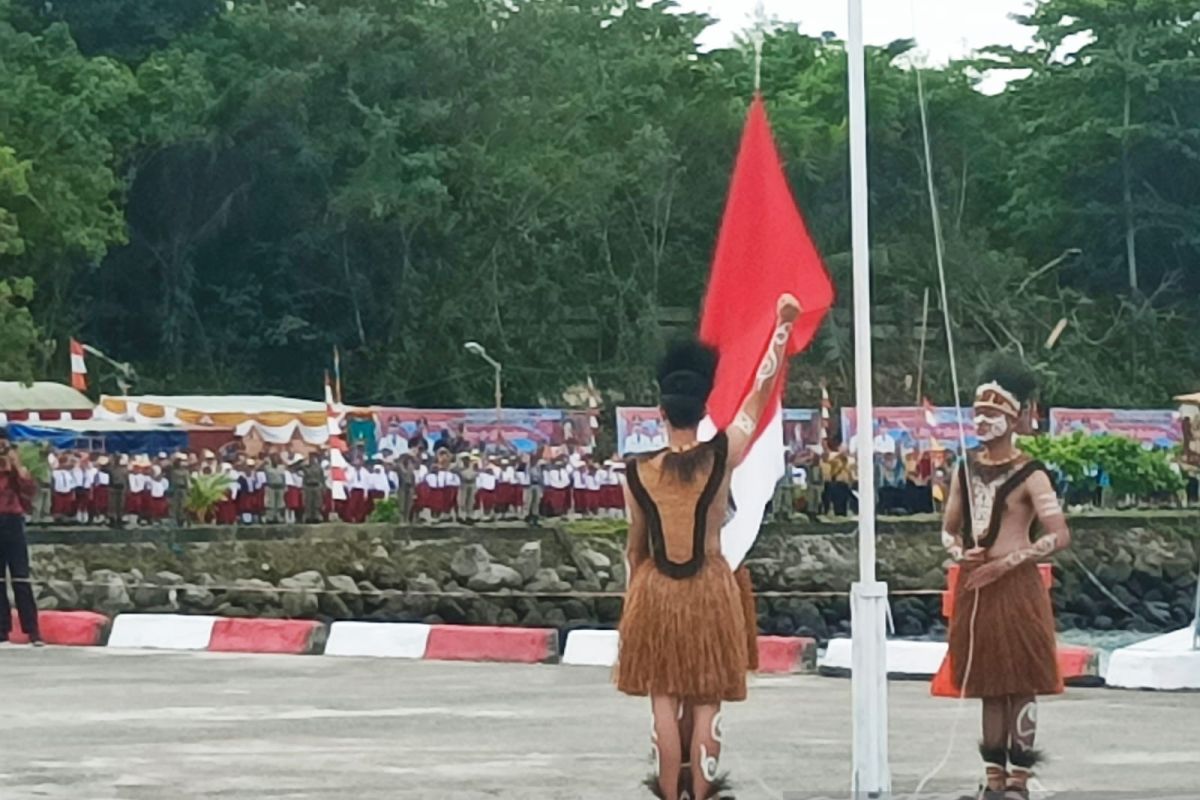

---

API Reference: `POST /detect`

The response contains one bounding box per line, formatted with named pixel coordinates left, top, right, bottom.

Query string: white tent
left=94, top=394, right=347, bottom=445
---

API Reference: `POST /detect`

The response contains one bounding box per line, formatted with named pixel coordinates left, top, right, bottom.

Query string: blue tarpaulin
left=5, top=422, right=188, bottom=454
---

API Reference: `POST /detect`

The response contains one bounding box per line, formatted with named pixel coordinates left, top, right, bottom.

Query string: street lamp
left=464, top=341, right=502, bottom=421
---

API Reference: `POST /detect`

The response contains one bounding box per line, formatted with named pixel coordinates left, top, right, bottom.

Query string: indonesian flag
left=324, top=372, right=349, bottom=500
left=697, top=94, right=834, bottom=569
left=70, top=338, right=87, bottom=391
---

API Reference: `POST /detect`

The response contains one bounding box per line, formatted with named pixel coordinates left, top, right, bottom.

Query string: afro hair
left=976, top=353, right=1038, bottom=404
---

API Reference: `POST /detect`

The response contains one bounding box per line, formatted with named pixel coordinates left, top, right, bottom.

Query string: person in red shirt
left=0, top=437, right=41, bottom=646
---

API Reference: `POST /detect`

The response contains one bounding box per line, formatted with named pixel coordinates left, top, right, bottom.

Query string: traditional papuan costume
left=939, top=356, right=1071, bottom=799
left=617, top=303, right=797, bottom=800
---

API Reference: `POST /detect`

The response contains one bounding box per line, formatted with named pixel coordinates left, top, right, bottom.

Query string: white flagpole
left=848, top=0, right=891, bottom=796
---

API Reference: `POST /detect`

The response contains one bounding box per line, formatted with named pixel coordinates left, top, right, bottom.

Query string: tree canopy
left=0, top=0, right=1197, bottom=409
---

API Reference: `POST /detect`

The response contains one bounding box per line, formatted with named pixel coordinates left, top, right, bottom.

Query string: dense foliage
left=1, top=0, right=1197, bottom=410
left=1020, top=432, right=1186, bottom=498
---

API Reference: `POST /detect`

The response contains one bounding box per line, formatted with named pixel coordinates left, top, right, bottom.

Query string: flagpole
left=848, top=0, right=891, bottom=796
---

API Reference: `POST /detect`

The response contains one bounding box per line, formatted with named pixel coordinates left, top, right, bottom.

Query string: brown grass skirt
left=616, top=557, right=750, bottom=703
left=949, top=560, right=1063, bottom=698
left=734, top=565, right=759, bottom=671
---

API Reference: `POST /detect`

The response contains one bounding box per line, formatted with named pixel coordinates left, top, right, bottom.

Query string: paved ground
left=1, top=648, right=1198, bottom=799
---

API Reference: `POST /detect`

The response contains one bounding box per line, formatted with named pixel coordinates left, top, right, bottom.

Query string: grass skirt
left=949, top=560, right=1063, bottom=698
left=617, top=556, right=750, bottom=703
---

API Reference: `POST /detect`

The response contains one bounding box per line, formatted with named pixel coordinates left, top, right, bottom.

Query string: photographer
left=0, top=436, right=41, bottom=646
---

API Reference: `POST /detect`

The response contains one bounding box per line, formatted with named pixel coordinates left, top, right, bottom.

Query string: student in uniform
left=148, top=465, right=169, bottom=523
left=51, top=456, right=77, bottom=523
left=475, top=458, right=498, bottom=522
left=91, top=456, right=111, bottom=525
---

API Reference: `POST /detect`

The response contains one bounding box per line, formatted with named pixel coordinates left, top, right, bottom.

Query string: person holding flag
left=616, top=94, right=833, bottom=800
left=617, top=299, right=798, bottom=800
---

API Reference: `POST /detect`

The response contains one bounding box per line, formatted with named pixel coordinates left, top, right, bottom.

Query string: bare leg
left=980, top=698, right=1009, bottom=793
left=650, top=695, right=683, bottom=799
left=1006, top=695, right=1039, bottom=793
left=689, top=703, right=725, bottom=799
left=677, top=702, right=694, bottom=799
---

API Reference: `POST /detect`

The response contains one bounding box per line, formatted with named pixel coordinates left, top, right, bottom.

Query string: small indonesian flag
left=820, top=381, right=833, bottom=448
left=70, top=339, right=88, bottom=391
left=697, top=94, right=833, bottom=570
left=324, top=372, right=347, bottom=451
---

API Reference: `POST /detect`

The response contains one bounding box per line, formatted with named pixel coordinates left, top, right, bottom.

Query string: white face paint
left=974, top=413, right=1011, bottom=443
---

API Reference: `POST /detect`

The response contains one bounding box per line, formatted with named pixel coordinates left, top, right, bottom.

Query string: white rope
left=905, top=2, right=983, bottom=795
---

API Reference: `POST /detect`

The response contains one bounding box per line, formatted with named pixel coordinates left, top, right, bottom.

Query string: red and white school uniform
left=149, top=473, right=169, bottom=520
left=475, top=468, right=497, bottom=515
left=442, top=469, right=460, bottom=515
left=285, top=469, right=304, bottom=517
left=52, top=467, right=76, bottom=517
left=74, top=465, right=96, bottom=523
left=253, top=469, right=268, bottom=515
left=216, top=468, right=239, bottom=525
left=126, top=470, right=148, bottom=518
left=92, top=469, right=111, bottom=518
left=498, top=466, right=518, bottom=514
left=541, top=466, right=570, bottom=517
left=366, top=466, right=388, bottom=516
left=570, top=468, right=588, bottom=514
left=344, top=466, right=368, bottom=523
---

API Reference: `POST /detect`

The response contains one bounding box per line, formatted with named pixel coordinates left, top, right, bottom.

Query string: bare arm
left=622, top=482, right=649, bottom=585
left=727, top=294, right=802, bottom=467
left=939, top=468, right=966, bottom=562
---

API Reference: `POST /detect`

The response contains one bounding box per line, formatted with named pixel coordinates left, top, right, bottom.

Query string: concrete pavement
left=0, top=647, right=1198, bottom=799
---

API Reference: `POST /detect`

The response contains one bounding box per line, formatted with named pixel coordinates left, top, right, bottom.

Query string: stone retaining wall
left=22, top=514, right=1199, bottom=641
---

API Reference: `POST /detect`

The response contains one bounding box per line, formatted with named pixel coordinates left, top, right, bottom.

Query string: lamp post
left=464, top=342, right=502, bottom=421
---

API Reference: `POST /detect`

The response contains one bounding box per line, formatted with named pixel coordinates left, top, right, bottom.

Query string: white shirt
left=414, top=465, right=429, bottom=484
left=82, top=467, right=98, bottom=489
left=70, top=466, right=86, bottom=490
left=584, top=471, right=599, bottom=491
left=501, top=466, right=516, bottom=485
left=150, top=478, right=168, bottom=499
left=53, top=469, right=75, bottom=493
left=97, top=471, right=110, bottom=487
left=377, top=433, right=409, bottom=458
left=476, top=470, right=497, bottom=491
left=387, top=470, right=400, bottom=492
left=571, top=469, right=587, bottom=490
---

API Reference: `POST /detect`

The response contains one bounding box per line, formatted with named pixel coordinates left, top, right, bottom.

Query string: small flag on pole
left=70, top=339, right=88, bottom=391
left=820, top=381, right=833, bottom=448
left=333, top=346, right=343, bottom=405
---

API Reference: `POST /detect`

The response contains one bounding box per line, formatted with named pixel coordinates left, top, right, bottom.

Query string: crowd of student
left=28, top=445, right=628, bottom=527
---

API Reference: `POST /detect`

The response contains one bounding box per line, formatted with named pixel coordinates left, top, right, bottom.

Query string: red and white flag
left=697, top=94, right=834, bottom=569
left=820, top=381, right=833, bottom=448
left=70, top=338, right=88, bottom=391
left=324, top=372, right=348, bottom=500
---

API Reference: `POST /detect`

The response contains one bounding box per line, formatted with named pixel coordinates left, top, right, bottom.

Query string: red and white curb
left=7, top=610, right=109, bottom=646
left=819, top=638, right=1103, bottom=685
left=560, top=629, right=817, bottom=674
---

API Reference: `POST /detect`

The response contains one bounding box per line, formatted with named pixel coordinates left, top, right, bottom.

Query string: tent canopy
left=1176, top=392, right=1200, bottom=406
left=96, top=394, right=359, bottom=446
left=0, top=381, right=92, bottom=412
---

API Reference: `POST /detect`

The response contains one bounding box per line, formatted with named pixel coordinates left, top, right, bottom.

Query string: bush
left=367, top=498, right=401, bottom=523
left=1019, top=432, right=1184, bottom=499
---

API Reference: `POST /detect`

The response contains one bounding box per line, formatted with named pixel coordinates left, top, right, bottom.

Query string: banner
left=841, top=406, right=976, bottom=453
left=373, top=408, right=593, bottom=457
left=617, top=406, right=820, bottom=456
left=1048, top=408, right=1181, bottom=449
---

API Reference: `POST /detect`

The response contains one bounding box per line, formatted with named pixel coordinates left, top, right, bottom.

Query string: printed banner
left=616, top=407, right=820, bottom=456
left=1048, top=408, right=1181, bottom=448
left=841, top=406, right=977, bottom=453
left=373, top=408, right=593, bottom=457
